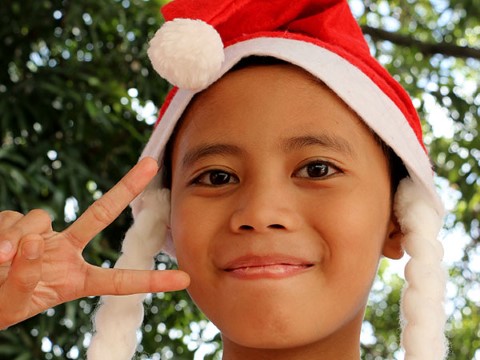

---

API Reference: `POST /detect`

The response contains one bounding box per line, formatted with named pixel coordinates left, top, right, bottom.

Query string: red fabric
left=162, top=0, right=364, bottom=52
left=159, top=0, right=423, bottom=146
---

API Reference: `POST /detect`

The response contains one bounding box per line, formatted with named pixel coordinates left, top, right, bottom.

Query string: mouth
left=223, top=256, right=314, bottom=280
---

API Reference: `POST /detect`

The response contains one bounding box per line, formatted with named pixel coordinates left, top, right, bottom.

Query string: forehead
left=188, top=62, right=330, bottom=111
left=175, top=64, right=367, bottom=144
left=166, top=63, right=392, bottom=191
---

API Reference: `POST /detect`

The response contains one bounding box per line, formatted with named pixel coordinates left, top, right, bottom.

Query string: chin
left=203, top=294, right=367, bottom=355
left=221, top=325, right=317, bottom=350
left=210, top=305, right=331, bottom=350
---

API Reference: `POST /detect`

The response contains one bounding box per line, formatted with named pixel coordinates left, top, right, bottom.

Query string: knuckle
left=62, top=228, right=82, bottom=247
left=121, top=177, right=139, bottom=198
left=111, top=270, right=125, bottom=294
left=26, top=209, right=52, bottom=224
left=89, top=198, right=117, bottom=226
left=0, top=210, right=23, bottom=221
left=0, top=211, right=24, bottom=227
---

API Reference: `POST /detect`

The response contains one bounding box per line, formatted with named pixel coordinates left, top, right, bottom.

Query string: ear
left=382, top=214, right=404, bottom=259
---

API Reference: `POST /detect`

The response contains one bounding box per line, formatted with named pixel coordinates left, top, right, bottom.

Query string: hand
left=0, top=157, right=189, bottom=329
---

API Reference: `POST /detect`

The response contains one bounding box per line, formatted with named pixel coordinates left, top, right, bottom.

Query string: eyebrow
left=181, top=133, right=355, bottom=169
left=281, top=134, right=355, bottom=158
left=182, top=143, right=243, bottom=168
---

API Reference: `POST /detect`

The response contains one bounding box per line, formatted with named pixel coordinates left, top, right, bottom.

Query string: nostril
left=237, top=224, right=286, bottom=231
left=239, top=225, right=254, bottom=231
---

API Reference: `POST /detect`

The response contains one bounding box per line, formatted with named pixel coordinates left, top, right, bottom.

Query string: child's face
left=169, top=64, right=400, bottom=352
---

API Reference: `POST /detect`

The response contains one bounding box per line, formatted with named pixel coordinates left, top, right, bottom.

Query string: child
left=0, top=0, right=447, bottom=359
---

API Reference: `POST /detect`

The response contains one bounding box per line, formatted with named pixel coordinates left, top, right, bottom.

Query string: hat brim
left=136, top=36, right=443, bottom=217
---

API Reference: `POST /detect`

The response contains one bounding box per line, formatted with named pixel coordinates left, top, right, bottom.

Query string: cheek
left=169, top=196, right=221, bottom=272
left=169, top=196, right=224, bottom=316
left=310, top=186, right=391, bottom=269
left=170, top=200, right=201, bottom=266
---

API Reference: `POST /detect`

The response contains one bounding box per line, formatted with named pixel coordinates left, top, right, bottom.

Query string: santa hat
left=87, top=0, right=448, bottom=359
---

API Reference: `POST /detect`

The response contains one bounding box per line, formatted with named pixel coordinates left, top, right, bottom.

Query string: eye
left=192, top=170, right=239, bottom=186
left=294, top=160, right=340, bottom=179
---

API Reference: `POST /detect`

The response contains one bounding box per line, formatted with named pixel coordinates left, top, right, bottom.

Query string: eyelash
left=191, top=169, right=239, bottom=187
left=293, top=160, right=341, bottom=180
left=191, top=160, right=341, bottom=187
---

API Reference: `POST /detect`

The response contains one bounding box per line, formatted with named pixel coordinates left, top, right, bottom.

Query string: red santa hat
left=87, top=1, right=448, bottom=359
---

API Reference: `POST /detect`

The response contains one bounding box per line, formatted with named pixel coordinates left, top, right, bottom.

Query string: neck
left=221, top=312, right=363, bottom=360
left=221, top=344, right=361, bottom=360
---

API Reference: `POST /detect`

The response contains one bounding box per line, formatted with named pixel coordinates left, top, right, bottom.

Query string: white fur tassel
left=87, top=188, right=171, bottom=360
left=147, top=18, right=225, bottom=91
left=394, top=178, right=448, bottom=360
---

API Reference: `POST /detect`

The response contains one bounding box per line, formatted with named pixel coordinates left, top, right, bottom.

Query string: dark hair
left=374, top=133, right=409, bottom=194
left=162, top=56, right=408, bottom=192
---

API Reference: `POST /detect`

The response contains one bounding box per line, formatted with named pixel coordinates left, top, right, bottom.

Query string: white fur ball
left=148, top=18, right=225, bottom=91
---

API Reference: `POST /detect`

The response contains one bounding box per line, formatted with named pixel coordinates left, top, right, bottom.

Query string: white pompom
left=147, top=18, right=225, bottom=91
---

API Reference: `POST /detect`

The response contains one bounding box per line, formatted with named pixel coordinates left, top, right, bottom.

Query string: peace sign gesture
left=0, top=157, right=189, bottom=329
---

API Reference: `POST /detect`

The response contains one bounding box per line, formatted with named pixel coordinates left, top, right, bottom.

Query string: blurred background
left=0, top=0, right=478, bottom=358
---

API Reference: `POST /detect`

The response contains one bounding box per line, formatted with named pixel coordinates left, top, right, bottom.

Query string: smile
left=223, top=256, right=314, bottom=280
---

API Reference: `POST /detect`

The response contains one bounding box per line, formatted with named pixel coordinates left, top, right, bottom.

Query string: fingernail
left=22, top=240, right=41, bottom=260
left=0, top=241, right=13, bottom=255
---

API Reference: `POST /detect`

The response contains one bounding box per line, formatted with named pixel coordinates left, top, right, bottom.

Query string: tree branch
left=361, top=25, right=480, bottom=60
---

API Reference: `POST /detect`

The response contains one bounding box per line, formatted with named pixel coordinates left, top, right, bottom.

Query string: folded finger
left=63, top=157, right=159, bottom=250
left=0, top=211, right=24, bottom=231
left=0, top=234, right=44, bottom=328
left=83, top=266, right=190, bottom=297
left=0, top=210, right=51, bottom=263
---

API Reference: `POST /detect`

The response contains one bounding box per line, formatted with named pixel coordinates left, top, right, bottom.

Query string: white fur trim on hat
left=147, top=18, right=225, bottom=91
left=395, top=178, right=448, bottom=360
left=87, top=188, right=171, bottom=360
left=140, top=37, right=444, bottom=214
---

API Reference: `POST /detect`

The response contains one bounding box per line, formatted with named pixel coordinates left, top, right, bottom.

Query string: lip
left=222, top=255, right=314, bottom=280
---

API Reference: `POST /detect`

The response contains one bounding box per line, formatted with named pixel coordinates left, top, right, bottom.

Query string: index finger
left=63, top=157, right=159, bottom=249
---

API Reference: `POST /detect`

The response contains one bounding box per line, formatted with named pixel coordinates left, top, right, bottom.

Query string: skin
left=170, top=64, right=403, bottom=359
left=0, top=157, right=190, bottom=330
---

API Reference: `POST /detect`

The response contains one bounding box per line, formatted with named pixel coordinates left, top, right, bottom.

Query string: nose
left=229, top=179, right=300, bottom=233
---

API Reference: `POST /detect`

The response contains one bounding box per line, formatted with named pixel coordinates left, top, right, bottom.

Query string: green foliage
left=362, top=260, right=403, bottom=359
left=1, top=0, right=479, bottom=359
left=357, top=0, right=480, bottom=249
left=356, top=1, right=480, bottom=358
left=1, top=0, right=213, bottom=358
